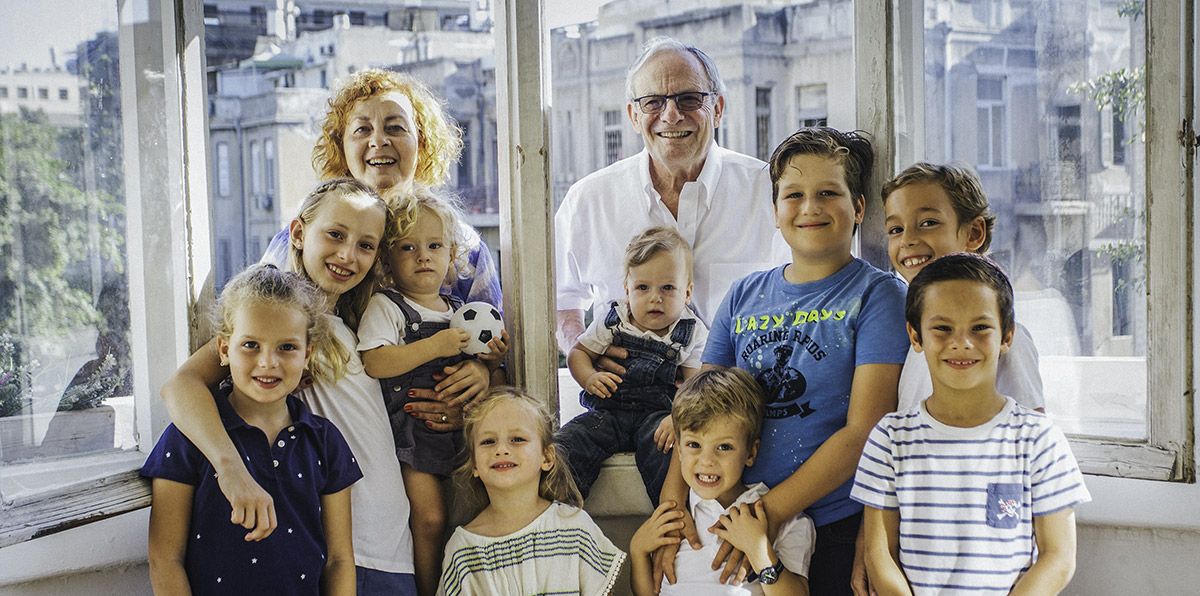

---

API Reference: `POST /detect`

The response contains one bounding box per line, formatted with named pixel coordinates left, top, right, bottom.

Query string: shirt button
left=273, top=460, right=279, bottom=467
left=287, top=426, right=295, bottom=432
left=277, top=440, right=285, bottom=448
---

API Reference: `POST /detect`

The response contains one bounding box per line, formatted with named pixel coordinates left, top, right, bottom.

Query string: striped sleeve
left=1028, top=421, right=1091, bottom=516
left=851, top=419, right=899, bottom=510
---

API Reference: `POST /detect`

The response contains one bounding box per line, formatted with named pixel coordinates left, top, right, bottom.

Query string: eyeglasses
left=631, top=91, right=716, bottom=114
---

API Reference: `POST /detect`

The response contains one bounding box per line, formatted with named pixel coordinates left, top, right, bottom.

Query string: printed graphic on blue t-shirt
left=704, top=259, right=909, bottom=526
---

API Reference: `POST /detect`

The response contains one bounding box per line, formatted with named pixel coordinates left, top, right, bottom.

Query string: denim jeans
left=355, top=566, right=417, bottom=596
left=558, top=407, right=671, bottom=503
left=807, top=510, right=862, bottom=596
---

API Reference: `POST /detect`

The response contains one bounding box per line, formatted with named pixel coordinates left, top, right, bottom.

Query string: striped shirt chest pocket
left=985, top=482, right=1023, bottom=529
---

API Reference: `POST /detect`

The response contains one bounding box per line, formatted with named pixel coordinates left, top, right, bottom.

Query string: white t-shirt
left=898, top=321, right=1045, bottom=412
left=555, top=144, right=789, bottom=326
left=300, top=314, right=413, bottom=573
left=357, top=291, right=454, bottom=352
left=659, top=483, right=815, bottom=596
left=576, top=299, right=709, bottom=369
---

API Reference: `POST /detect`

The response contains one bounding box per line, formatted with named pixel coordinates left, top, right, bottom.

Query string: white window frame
left=875, top=0, right=1190, bottom=483
left=0, top=0, right=211, bottom=555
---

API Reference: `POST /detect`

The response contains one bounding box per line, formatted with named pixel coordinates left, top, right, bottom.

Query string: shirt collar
left=689, top=482, right=770, bottom=517
left=214, top=379, right=322, bottom=433
left=637, top=141, right=725, bottom=212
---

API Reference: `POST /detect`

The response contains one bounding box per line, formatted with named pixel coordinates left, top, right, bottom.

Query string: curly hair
left=453, top=387, right=583, bottom=519
left=379, top=185, right=472, bottom=291
left=312, top=69, right=462, bottom=189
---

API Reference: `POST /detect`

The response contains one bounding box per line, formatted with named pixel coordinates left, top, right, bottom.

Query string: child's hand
left=431, top=328, right=471, bottom=358
left=631, top=502, right=685, bottom=558
left=654, top=415, right=676, bottom=452
left=476, top=329, right=510, bottom=369
left=585, top=371, right=622, bottom=397
left=711, top=501, right=772, bottom=571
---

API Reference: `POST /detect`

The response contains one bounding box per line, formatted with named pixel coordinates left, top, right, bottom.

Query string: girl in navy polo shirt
left=144, top=264, right=361, bottom=595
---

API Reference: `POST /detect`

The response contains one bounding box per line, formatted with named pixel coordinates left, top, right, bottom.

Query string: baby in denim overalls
left=561, top=226, right=708, bottom=503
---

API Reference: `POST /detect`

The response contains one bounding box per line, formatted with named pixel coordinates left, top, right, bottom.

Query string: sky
left=0, top=0, right=607, bottom=71
left=0, top=1, right=119, bottom=70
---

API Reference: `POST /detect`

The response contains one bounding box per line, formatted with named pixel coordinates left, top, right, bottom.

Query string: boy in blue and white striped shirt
left=851, top=253, right=1089, bottom=596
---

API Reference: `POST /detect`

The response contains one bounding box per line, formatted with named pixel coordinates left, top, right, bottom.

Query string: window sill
left=0, top=451, right=151, bottom=548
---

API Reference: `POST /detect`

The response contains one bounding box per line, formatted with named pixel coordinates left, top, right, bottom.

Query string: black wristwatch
left=757, top=559, right=785, bottom=585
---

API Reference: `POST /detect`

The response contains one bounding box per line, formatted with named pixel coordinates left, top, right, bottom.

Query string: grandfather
left=555, top=37, right=786, bottom=351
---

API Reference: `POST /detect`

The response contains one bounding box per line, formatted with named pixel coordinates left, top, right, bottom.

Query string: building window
left=58, top=88, right=69, bottom=101
left=263, top=139, right=275, bottom=195
left=249, top=140, right=262, bottom=195
left=16, top=86, right=27, bottom=99
left=797, top=83, right=828, bottom=128
left=0, top=87, right=7, bottom=98
left=37, top=87, right=48, bottom=100
left=602, top=109, right=622, bottom=166
left=755, top=87, right=772, bottom=161
left=216, top=142, right=230, bottom=197
left=249, top=6, right=266, bottom=27
left=976, top=75, right=1006, bottom=167
left=1112, top=112, right=1126, bottom=166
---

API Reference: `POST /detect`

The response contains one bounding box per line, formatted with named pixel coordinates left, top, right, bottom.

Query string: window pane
left=204, top=1, right=499, bottom=288
left=923, top=0, right=1146, bottom=439
left=0, top=2, right=134, bottom=464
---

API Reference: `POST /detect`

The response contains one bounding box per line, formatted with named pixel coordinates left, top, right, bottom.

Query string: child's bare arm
left=1008, top=508, right=1077, bottom=596
left=630, top=502, right=685, bottom=596
left=148, top=479, right=197, bottom=596
left=319, top=487, right=357, bottom=596
left=862, top=506, right=912, bottom=596
left=160, top=339, right=276, bottom=541
left=567, top=343, right=622, bottom=397
left=679, top=365, right=700, bottom=382
left=711, top=501, right=809, bottom=596
left=361, top=329, right=470, bottom=378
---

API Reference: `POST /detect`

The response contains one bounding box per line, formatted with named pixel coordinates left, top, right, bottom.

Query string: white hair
left=624, top=37, right=727, bottom=101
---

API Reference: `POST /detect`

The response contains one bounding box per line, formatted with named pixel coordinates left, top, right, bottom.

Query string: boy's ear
left=288, top=218, right=305, bottom=250
left=745, top=438, right=760, bottom=467
left=1000, top=326, right=1014, bottom=354
left=964, top=216, right=987, bottom=252
left=684, top=281, right=693, bottom=305
left=853, top=194, right=866, bottom=224
left=907, top=322, right=923, bottom=352
left=216, top=337, right=231, bottom=366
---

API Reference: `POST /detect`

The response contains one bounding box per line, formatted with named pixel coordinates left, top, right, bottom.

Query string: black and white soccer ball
left=450, top=301, right=505, bottom=355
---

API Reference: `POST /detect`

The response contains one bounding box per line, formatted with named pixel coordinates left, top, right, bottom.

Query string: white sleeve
left=774, top=513, right=816, bottom=579
left=576, top=313, right=613, bottom=355
left=554, top=185, right=594, bottom=312
left=356, top=293, right=409, bottom=351
left=996, top=323, right=1045, bottom=410
left=679, top=319, right=709, bottom=369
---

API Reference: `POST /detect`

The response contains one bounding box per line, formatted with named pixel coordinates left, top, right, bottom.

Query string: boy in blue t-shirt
left=658, top=128, right=910, bottom=596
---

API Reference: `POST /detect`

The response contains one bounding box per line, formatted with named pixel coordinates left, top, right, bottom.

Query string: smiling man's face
left=626, top=49, right=724, bottom=177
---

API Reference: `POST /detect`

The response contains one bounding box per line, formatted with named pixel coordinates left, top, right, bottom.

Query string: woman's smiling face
left=342, top=90, right=420, bottom=192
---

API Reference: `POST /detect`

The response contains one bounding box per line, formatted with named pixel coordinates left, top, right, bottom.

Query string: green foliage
left=1117, top=0, right=1144, bottom=19
left=0, top=108, right=124, bottom=337
left=0, top=341, right=32, bottom=417
left=1067, top=66, right=1145, bottom=124
left=58, top=352, right=123, bottom=411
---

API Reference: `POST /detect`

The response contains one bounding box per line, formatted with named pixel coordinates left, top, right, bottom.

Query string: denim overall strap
left=378, top=290, right=469, bottom=401
left=578, top=302, right=692, bottom=412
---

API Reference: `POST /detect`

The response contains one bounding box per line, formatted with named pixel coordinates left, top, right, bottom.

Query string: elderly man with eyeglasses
left=555, top=37, right=787, bottom=355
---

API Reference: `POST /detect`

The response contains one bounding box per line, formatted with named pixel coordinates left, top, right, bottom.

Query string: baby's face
left=624, top=251, right=692, bottom=334
left=678, top=419, right=756, bottom=508
left=884, top=182, right=985, bottom=282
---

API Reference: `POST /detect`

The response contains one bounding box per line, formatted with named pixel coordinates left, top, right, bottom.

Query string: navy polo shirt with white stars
left=142, top=381, right=362, bottom=595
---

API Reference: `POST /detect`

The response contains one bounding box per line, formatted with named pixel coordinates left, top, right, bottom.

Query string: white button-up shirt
left=659, top=483, right=815, bottom=596
left=555, top=144, right=789, bottom=326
